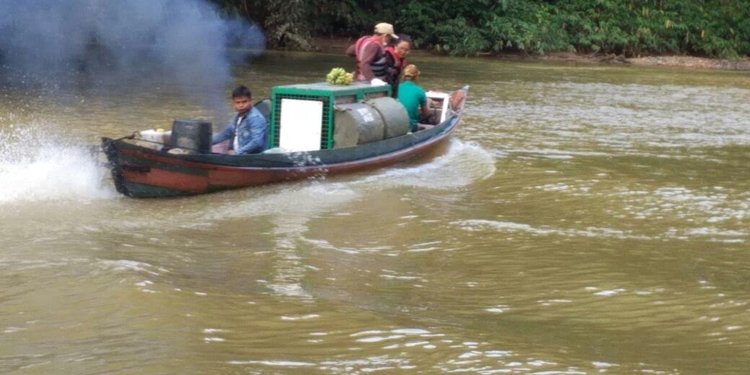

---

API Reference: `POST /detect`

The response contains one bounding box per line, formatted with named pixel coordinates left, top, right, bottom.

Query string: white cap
left=374, top=22, right=398, bottom=39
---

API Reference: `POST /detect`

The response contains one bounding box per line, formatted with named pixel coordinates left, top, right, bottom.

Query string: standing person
left=212, top=85, right=268, bottom=154
left=384, top=37, right=411, bottom=97
left=346, top=22, right=398, bottom=84
left=397, top=64, right=430, bottom=132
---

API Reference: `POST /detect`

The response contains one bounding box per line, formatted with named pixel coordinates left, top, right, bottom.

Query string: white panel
left=426, top=91, right=450, bottom=123
left=279, top=99, right=323, bottom=152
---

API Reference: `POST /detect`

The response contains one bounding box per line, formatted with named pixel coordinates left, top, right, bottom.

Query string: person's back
left=397, top=64, right=428, bottom=132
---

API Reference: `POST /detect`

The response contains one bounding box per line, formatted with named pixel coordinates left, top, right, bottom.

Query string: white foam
left=356, top=139, right=496, bottom=190
left=391, top=328, right=431, bottom=335
left=228, top=360, right=316, bottom=367
left=0, top=125, right=115, bottom=203
left=98, top=259, right=162, bottom=276
left=593, top=288, right=626, bottom=297
left=280, top=314, right=320, bottom=321
left=452, top=219, right=651, bottom=240
left=356, top=335, right=405, bottom=343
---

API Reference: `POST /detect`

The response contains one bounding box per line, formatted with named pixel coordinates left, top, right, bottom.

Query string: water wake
left=201, top=139, right=496, bottom=220
left=0, top=126, right=115, bottom=203
left=356, top=138, right=496, bottom=190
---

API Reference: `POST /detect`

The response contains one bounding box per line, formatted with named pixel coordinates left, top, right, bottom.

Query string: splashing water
left=0, top=126, right=115, bottom=203
left=356, top=139, right=497, bottom=190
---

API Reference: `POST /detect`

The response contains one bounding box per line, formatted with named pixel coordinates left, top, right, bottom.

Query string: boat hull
left=102, top=115, right=461, bottom=198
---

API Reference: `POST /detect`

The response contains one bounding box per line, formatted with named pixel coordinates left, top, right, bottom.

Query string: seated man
left=212, top=85, right=267, bottom=154
left=397, top=64, right=430, bottom=132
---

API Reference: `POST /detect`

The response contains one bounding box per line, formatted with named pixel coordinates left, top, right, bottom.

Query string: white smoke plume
left=0, top=0, right=265, bottom=97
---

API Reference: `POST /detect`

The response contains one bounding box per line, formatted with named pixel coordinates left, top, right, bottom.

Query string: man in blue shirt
left=212, top=85, right=268, bottom=154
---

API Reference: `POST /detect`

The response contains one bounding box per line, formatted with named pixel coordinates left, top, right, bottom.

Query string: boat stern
left=100, top=137, right=130, bottom=196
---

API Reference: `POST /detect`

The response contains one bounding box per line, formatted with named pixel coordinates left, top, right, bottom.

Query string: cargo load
left=333, top=97, right=409, bottom=148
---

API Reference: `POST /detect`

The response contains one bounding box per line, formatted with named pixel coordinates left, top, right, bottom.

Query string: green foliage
left=209, top=0, right=313, bottom=50
left=263, top=0, right=313, bottom=50
left=209, top=0, right=750, bottom=58
left=432, top=18, right=488, bottom=55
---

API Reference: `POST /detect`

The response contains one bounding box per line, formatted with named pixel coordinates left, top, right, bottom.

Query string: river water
left=1, top=52, right=749, bottom=374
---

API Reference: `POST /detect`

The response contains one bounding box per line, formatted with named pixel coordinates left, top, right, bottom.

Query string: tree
left=209, top=0, right=750, bottom=58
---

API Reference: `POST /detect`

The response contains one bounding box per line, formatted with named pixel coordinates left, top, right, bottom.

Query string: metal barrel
left=366, top=97, right=409, bottom=138
left=333, top=103, right=385, bottom=148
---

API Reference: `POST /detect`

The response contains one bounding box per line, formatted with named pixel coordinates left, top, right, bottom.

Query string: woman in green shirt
left=397, top=64, right=430, bottom=132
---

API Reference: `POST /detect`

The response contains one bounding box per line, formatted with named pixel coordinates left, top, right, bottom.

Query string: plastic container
left=170, top=119, right=212, bottom=153
left=138, top=129, right=171, bottom=144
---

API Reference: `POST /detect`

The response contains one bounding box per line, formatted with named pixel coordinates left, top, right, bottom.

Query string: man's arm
left=345, top=43, right=356, bottom=57
left=211, top=123, right=234, bottom=145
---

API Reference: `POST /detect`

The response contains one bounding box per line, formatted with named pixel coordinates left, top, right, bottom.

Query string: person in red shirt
left=384, top=36, right=411, bottom=97
left=346, top=23, right=399, bottom=84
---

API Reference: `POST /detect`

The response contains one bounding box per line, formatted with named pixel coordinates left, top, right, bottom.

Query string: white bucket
left=138, top=129, right=171, bottom=144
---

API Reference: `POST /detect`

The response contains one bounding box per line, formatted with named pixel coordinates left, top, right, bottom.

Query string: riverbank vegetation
left=211, top=0, right=750, bottom=59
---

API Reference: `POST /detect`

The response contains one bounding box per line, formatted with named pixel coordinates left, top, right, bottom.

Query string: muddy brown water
left=1, top=51, right=749, bottom=374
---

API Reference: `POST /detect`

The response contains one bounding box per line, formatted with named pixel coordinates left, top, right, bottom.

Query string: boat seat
left=254, top=99, right=272, bottom=122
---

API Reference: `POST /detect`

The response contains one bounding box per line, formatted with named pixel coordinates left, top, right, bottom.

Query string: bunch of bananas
left=326, top=67, right=353, bottom=85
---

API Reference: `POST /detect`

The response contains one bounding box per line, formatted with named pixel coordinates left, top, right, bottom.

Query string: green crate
left=269, top=82, right=391, bottom=150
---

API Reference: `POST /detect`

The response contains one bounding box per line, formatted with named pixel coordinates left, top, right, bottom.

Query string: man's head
left=402, top=64, right=420, bottom=81
left=373, top=22, right=398, bottom=45
left=232, top=85, right=252, bottom=115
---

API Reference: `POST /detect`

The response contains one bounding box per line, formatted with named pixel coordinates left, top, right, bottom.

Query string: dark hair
left=388, top=35, right=412, bottom=48
left=232, top=85, right=252, bottom=99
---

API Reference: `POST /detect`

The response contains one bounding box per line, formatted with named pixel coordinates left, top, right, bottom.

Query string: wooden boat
left=101, top=85, right=468, bottom=198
